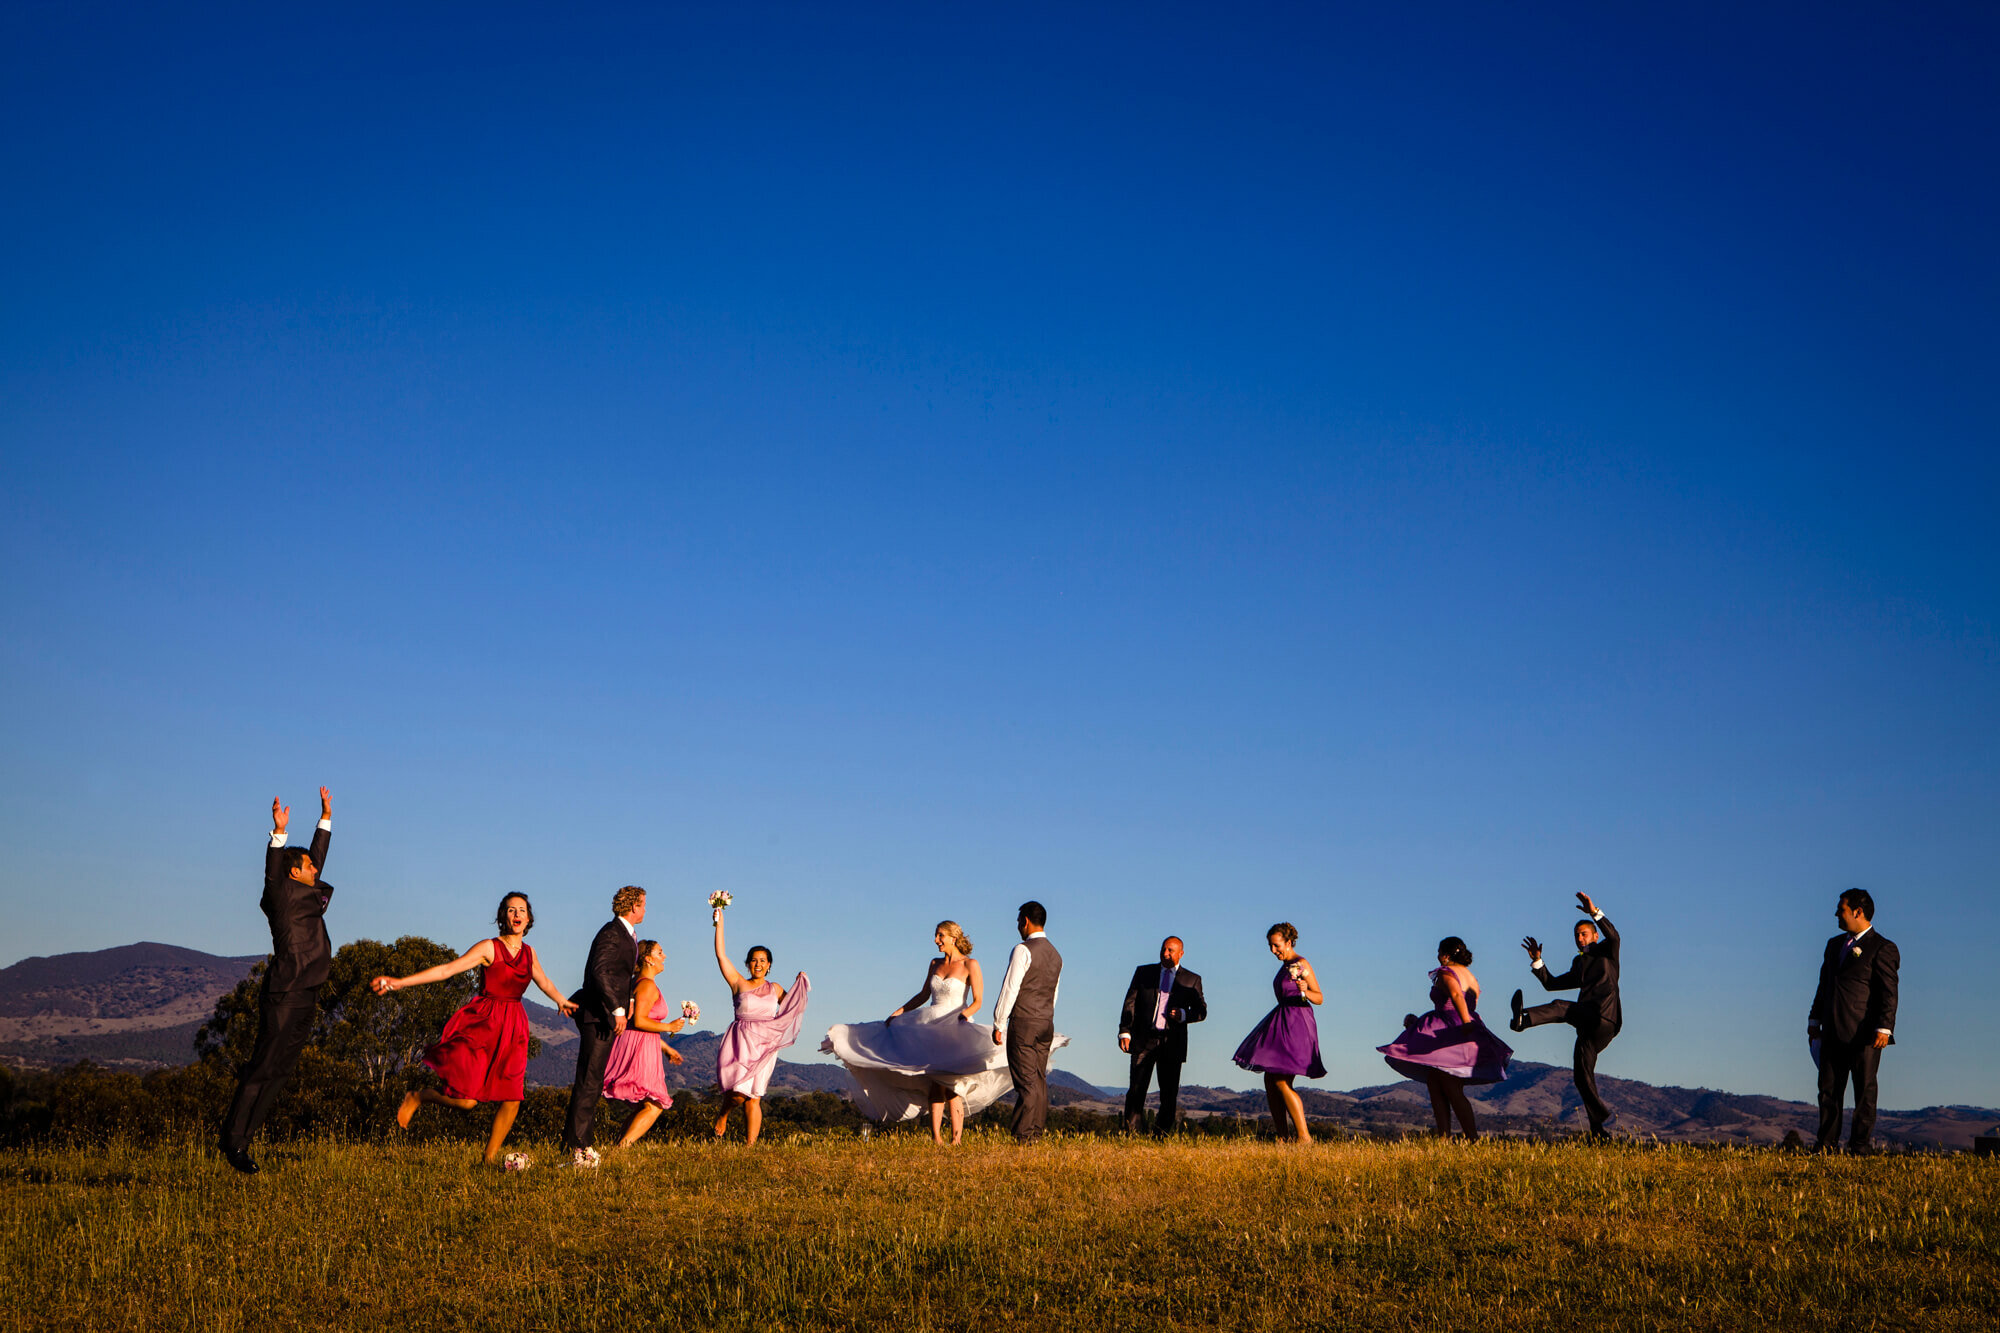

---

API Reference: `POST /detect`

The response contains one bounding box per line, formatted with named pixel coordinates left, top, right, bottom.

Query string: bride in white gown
left=823, top=920, right=1066, bottom=1143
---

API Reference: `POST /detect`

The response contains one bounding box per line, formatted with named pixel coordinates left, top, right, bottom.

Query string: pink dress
left=716, top=973, right=810, bottom=1098
left=602, top=987, right=674, bottom=1109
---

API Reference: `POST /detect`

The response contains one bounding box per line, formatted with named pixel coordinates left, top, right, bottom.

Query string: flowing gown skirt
left=823, top=1016, right=1071, bottom=1124
left=1232, top=1001, right=1327, bottom=1080
left=716, top=973, right=810, bottom=1098
left=1378, top=1010, right=1513, bottom=1084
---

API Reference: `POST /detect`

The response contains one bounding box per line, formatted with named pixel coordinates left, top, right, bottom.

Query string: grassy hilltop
left=3, top=1133, right=1996, bottom=1332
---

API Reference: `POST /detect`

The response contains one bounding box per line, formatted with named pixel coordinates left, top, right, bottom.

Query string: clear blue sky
left=3, top=3, right=1994, bottom=1104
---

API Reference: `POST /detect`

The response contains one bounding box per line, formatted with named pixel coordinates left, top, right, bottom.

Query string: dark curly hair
left=1437, top=936, right=1473, bottom=966
left=496, top=892, right=535, bottom=935
left=1267, top=922, right=1299, bottom=946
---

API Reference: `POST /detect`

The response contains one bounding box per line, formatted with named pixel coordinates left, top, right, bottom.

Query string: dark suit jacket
left=1810, top=928, right=1899, bottom=1045
left=569, top=919, right=638, bottom=1028
left=1534, top=913, right=1621, bottom=1031
left=1119, top=963, right=1207, bottom=1062
left=260, top=823, right=333, bottom=993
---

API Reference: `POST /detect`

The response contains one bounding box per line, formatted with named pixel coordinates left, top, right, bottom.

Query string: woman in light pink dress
left=602, top=939, right=687, bottom=1147
left=711, top=904, right=809, bottom=1145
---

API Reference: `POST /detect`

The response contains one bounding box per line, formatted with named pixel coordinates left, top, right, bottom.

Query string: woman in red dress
left=370, top=893, right=576, bottom=1165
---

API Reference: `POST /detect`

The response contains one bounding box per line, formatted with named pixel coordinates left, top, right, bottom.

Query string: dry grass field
left=2, top=1131, right=1995, bottom=1332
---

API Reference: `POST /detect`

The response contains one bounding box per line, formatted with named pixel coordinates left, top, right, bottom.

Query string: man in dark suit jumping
left=1118, top=936, right=1207, bottom=1136
left=221, top=787, right=335, bottom=1174
left=1511, top=891, right=1623, bottom=1137
left=563, top=883, right=646, bottom=1165
left=1809, top=887, right=1899, bottom=1154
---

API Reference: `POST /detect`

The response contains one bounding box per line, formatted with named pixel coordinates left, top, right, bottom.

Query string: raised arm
left=371, top=939, right=493, bottom=995
left=713, top=909, right=747, bottom=992
left=528, top=952, right=578, bottom=1016
left=1578, top=892, right=1616, bottom=955
left=959, top=958, right=984, bottom=1022
left=888, top=959, right=940, bottom=1021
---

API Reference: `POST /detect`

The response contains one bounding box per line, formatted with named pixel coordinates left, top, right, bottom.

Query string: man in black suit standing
left=1809, top=888, right=1899, bottom=1154
left=221, top=787, right=335, bottom=1174
left=1510, top=891, right=1623, bottom=1137
left=563, top=883, right=646, bottom=1165
left=1117, top=935, right=1206, bottom=1136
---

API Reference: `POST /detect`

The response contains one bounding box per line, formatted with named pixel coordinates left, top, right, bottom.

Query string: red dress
left=423, top=938, right=534, bottom=1102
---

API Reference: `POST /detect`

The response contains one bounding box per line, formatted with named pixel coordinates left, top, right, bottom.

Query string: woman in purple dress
left=1232, top=922, right=1326, bottom=1144
left=1377, top=936, right=1513, bottom=1141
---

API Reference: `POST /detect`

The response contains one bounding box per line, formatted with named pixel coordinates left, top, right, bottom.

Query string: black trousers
left=1520, top=1000, right=1620, bottom=1132
left=1005, top=1020, right=1053, bottom=1142
left=564, top=1016, right=619, bottom=1151
left=222, top=986, right=319, bottom=1152
left=1124, top=1045, right=1183, bottom=1134
left=1817, top=1035, right=1884, bottom=1150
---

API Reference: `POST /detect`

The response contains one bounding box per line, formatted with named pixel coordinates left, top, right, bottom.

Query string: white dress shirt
left=992, top=932, right=1058, bottom=1034
left=269, top=817, right=331, bottom=848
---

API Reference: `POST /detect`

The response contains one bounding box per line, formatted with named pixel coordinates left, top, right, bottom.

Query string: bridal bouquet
left=708, top=890, right=733, bottom=911
left=501, top=1151, right=532, bottom=1173
left=1286, top=961, right=1308, bottom=989
left=680, top=1000, right=701, bottom=1023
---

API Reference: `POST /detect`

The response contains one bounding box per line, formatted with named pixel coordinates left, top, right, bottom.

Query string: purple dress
left=1378, top=968, right=1514, bottom=1084
left=1232, top=963, right=1327, bottom=1080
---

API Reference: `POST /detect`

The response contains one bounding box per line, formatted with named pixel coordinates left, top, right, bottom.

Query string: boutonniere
left=1849, top=946, right=1863, bottom=959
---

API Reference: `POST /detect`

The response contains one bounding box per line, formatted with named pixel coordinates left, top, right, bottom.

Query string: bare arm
left=627, top=978, right=687, bottom=1035
left=890, top=960, right=941, bottom=1020
left=528, top=953, right=578, bottom=1016
left=371, top=939, right=493, bottom=995
left=1291, top=957, right=1324, bottom=1005
left=713, top=910, right=748, bottom=992
left=1440, top=968, right=1474, bottom=1025
left=960, top=959, right=983, bottom=1022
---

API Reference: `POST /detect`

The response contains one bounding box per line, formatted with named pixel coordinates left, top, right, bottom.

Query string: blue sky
left=3, top=3, right=1994, bottom=1103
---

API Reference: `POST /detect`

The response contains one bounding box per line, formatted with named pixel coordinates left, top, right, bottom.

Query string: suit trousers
left=1124, top=1044, right=1183, bottom=1134
left=1005, top=1020, right=1054, bottom=1142
left=222, top=986, right=319, bottom=1151
left=1817, top=1035, right=1884, bottom=1151
left=564, top=1016, right=619, bottom=1151
left=1521, top=999, right=1621, bottom=1132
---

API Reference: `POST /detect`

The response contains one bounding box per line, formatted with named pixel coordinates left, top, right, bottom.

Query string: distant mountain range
left=6, top=944, right=1995, bottom=1149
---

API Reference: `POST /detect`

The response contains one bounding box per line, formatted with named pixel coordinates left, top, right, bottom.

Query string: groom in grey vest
left=992, top=900, right=1062, bottom=1143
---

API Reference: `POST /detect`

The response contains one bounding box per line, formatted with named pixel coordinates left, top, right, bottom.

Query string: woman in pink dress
left=370, top=893, right=576, bottom=1165
left=602, top=938, right=688, bottom=1147
left=711, top=903, right=809, bottom=1145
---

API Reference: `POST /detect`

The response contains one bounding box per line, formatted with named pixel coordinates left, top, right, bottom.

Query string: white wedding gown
left=821, top=970, right=1069, bottom=1124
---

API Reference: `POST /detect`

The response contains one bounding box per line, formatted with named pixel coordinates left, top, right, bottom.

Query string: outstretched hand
left=664, top=1047, right=684, bottom=1066
left=370, top=975, right=398, bottom=995
left=272, top=798, right=289, bottom=835
left=556, top=997, right=578, bottom=1017
left=319, top=786, right=332, bottom=821
left=1576, top=892, right=1599, bottom=917
left=1520, top=936, right=1543, bottom=964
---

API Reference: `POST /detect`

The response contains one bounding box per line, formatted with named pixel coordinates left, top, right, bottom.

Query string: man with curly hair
left=563, top=884, right=646, bottom=1163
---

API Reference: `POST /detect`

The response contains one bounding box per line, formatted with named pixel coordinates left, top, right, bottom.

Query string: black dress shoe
left=221, top=1147, right=259, bottom=1175
left=1509, top=990, right=1526, bottom=1032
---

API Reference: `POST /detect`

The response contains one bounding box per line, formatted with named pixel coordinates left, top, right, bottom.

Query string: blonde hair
left=935, top=920, right=973, bottom=956
left=611, top=884, right=646, bottom=919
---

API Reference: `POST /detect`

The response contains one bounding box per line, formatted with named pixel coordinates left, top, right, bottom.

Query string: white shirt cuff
left=1590, top=910, right=1604, bottom=921
left=318, top=818, right=331, bottom=830
left=1532, top=958, right=1548, bottom=971
left=613, top=1007, right=626, bottom=1017
left=269, top=831, right=286, bottom=847
left=1877, top=1028, right=1891, bottom=1036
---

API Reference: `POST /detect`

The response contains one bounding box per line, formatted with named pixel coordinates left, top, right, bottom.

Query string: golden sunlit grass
left=2, top=1131, right=1994, bottom=1331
